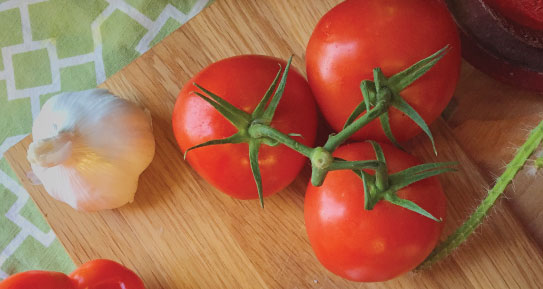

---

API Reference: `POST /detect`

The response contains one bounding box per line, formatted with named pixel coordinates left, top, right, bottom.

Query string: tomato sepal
left=390, top=93, right=436, bottom=154
left=248, top=139, right=264, bottom=207
left=379, top=112, right=400, bottom=149
left=192, top=84, right=251, bottom=130
left=387, top=46, right=451, bottom=92
left=384, top=193, right=441, bottom=222
left=251, top=63, right=283, bottom=119
left=259, top=56, right=293, bottom=124
left=183, top=133, right=248, bottom=160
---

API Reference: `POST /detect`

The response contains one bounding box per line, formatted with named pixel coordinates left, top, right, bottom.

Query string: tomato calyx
left=343, top=46, right=451, bottom=154
left=186, top=56, right=299, bottom=207
left=306, top=141, right=455, bottom=220
left=347, top=141, right=454, bottom=221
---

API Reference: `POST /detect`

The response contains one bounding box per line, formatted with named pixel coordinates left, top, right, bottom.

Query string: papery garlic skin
left=28, top=89, right=155, bottom=211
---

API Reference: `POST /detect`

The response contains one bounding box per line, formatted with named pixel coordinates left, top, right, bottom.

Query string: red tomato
left=173, top=55, right=317, bottom=200
left=306, top=0, right=461, bottom=143
left=304, top=142, right=446, bottom=282
left=0, top=271, right=75, bottom=289
left=69, top=259, right=145, bottom=289
left=0, top=259, right=144, bottom=289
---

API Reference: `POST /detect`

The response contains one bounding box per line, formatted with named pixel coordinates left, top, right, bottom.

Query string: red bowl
left=445, top=0, right=543, bottom=92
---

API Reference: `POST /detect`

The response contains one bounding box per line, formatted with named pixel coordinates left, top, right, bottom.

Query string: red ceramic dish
left=483, top=0, right=543, bottom=31
left=445, top=0, right=543, bottom=91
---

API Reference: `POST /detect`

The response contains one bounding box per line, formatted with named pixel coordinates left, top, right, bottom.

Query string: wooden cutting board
left=5, top=0, right=543, bottom=288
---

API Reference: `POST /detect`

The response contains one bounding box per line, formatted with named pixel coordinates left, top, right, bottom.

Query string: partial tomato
left=69, top=259, right=145, bottom=289
left=304, top=142, right=446, bottom=282
left=306, top=0, right=461, bottom=143
left=0, top=259, right=144, bottom=289
left=173, top=55, right=318, bottom=200
left=0, top=271, right=75, bottom=289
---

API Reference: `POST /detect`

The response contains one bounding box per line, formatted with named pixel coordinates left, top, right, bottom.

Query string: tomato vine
left=186, top=47, right=454, bottom=217
left=182, top=47, right=543, bottom=270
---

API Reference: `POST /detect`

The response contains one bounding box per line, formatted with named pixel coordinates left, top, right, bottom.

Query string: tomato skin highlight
left=172, top=55, right=318, bottom=200
left=304, top=142, right=447, bottom=282
left=306, top=0, right=461, bottom=143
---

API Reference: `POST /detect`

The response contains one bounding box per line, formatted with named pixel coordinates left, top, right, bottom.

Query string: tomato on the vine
left=304, top=142, right=447, bottom=282
left=172, top=55, right=318, bottom=200
left=306, top=0, right=461, bottom=143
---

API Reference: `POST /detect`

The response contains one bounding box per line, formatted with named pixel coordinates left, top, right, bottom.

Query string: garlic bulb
left=27, top=89, right=155, bottom=211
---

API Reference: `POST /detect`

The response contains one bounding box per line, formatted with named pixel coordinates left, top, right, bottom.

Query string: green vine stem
left=248, top=123, right=314, bottom=157
left=536, top=156, right=543, bottom=169
left=418, top=120, right=543, bottom=269
left=323, top=90, right=390, bottom=153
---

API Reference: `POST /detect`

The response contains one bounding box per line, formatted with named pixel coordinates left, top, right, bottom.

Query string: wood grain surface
left=448, top=63, right=543, bottom=245
left=5, top=0, right=543, bottom=288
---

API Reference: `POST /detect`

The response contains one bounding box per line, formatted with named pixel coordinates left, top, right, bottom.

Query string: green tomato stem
left=311, top=166, right=329, bottom=187
left=375, top=163, right=389, bottom=192
left=418, top=120, right=543, bottom=269
left=248, top=123, right=314, bottom=157
left=310, top=147, right=334, bottom=169
left=308, top=147, right=334, bottom=186
left=324, top=100, right=389, bottom=152
left=328, top=160, right=381, bottom=171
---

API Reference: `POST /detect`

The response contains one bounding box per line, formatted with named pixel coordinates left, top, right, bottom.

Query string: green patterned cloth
left=0, top=0, right=210, bottom=279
